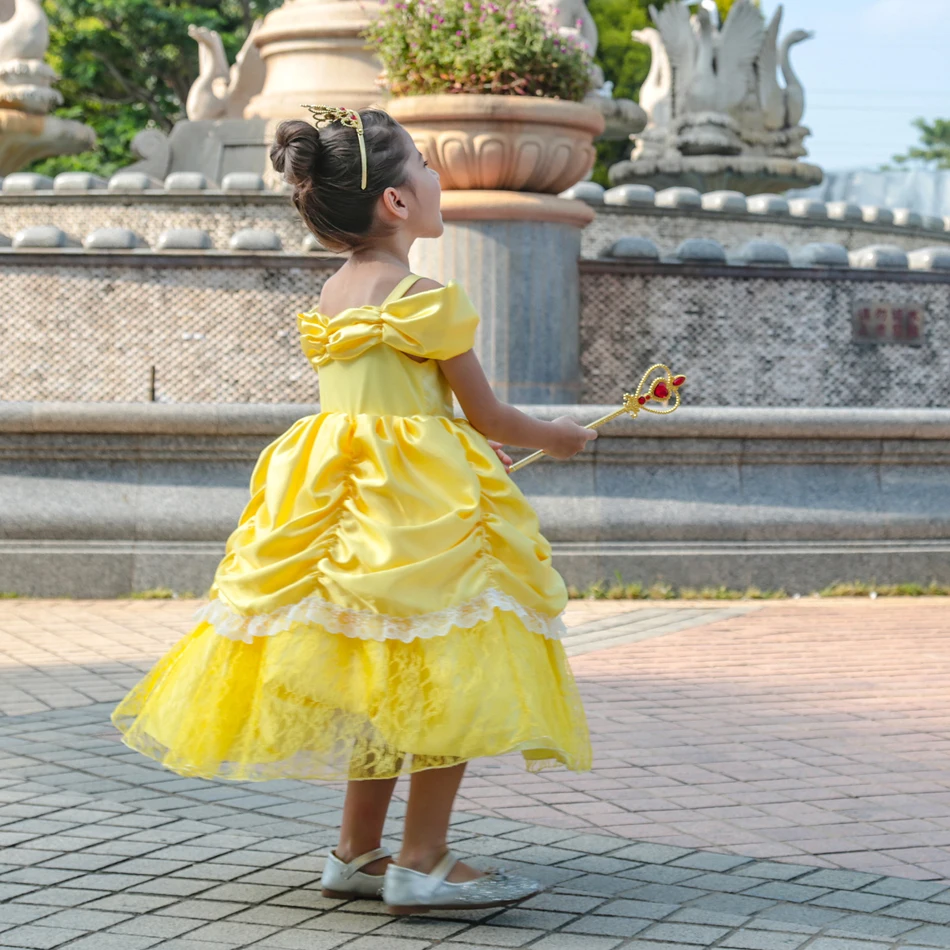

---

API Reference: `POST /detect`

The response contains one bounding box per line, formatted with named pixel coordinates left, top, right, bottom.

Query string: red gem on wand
left=672, top=376, right=686, bottom=387
left=653, top=382, right=670, bottom=399
left=638, top=396, right=647, bottom=405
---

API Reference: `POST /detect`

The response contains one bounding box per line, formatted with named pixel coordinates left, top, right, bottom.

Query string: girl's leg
left=397, top=763, right=483, bottom=883
left=336, top=777, right=398, bottom=874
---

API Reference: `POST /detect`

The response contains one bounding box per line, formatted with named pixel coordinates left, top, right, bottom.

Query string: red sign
left=854, top=303, right=924, bottom=345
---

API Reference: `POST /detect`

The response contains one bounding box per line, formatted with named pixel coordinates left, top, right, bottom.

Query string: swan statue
left=757, top=6, right=785, bottom=132
left=649, top=0, right=763, bottom=118
left=186, top=21, right=264, bottom=121
left=631, top=26, right=671, bottom=131
left=781, top=28, right=814, bottom=129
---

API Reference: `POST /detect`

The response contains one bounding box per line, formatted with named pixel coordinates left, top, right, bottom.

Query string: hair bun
left=270, top=120, right=321, bottom=185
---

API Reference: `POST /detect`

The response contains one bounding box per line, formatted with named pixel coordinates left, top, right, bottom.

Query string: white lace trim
left=196, top=587, right=566, bottom=644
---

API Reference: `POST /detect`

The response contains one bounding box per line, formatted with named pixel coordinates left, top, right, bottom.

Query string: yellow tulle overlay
left=111, top=608, right=591, bottom=781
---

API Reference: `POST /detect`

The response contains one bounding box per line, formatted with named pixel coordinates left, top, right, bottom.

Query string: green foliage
left=364, top=0, right=593, bottom=100
left=889, top=117, right=950, bottom=170
left=588, top=0, right=655, bottom=105
left=31, top=0, right=280, bottom=179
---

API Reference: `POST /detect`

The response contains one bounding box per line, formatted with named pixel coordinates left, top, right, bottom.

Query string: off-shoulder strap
left=381, top=274, right=422, bottom=307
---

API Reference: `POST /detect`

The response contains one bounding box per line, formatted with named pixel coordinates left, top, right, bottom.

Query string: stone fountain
left=0, top=0, right=95, bottom=175
left=609, top=0, right=823, bottom=195
left=121, top=0, right=386, bottom=186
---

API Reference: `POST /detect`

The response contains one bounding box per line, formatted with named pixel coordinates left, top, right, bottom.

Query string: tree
left=890, top=118, right=950, bottom=170
left=31, top=0, right=280, bottom=178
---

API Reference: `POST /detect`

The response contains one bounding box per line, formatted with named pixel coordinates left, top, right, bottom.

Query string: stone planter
left=386, top=94, right=605, bottom=193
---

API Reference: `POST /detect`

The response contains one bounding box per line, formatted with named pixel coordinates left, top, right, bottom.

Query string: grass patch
left=0, top=592, right=19, bottom=599
left=568, top=571, right=950, bottom=600
left=127, top=588, right=196, bottom=600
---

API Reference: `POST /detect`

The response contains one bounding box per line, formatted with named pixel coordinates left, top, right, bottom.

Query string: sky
left=773, top=0, right=950, bottom=172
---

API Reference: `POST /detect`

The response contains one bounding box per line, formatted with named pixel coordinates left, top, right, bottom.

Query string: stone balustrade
left=2, top=402, right=949, bottom=596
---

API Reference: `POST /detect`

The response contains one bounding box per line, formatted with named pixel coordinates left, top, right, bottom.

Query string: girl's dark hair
left=270, top=109, right=414, bottom=252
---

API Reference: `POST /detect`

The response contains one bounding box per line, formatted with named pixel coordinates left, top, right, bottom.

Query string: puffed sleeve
left=381, top=281, right=480, bottom=360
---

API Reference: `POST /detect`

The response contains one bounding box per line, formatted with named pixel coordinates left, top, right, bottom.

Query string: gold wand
left=508, top=364, right=687, bottom=473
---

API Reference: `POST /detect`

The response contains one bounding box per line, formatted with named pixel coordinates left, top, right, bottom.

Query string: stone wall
left=3, top=402, right=949, bottom=595
left=2, top=253, right=331, bottom=403
left=580, top=261, right=950, bottom=407
left=3, top=248, right=950, bottom=407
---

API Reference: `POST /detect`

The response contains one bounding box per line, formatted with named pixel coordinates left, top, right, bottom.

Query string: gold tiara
left=301, top=104, right=367, bottom=190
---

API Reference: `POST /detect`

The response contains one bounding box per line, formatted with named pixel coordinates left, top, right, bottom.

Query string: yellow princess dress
left=112, top=275, right=592, bottom=781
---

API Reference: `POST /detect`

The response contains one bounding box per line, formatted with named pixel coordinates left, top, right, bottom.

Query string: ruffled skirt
left=111, top=411, right=592, bottom=781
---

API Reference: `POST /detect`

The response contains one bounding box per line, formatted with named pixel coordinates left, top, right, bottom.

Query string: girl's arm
left=439, top=349, right=596, bottom=458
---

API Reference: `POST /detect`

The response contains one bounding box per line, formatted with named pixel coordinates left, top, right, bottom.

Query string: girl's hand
left=487, top=440, right=513, bottom=472
left=544, top=416, right=598, bottom=460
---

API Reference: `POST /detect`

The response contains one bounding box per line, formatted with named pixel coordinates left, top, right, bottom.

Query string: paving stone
left=670, top=907, right=749, bottom=928
left=184, top=920, right=281, bottom=944
left=39, top=853, right=125, bottom=871
left=558, top=872, right=635, bottom=896
left=341, top=936, right=434, bottom=950
left=865, top=879, right=949, bottom=900
left=54, top=935, right=160, bottom=950
left=562, top=914, right=652, bottom=937
left=607, top=844, right=695, bottom=864
left=529, top=935, right=623, bottom=949
left=30, top=907, right=131, bottom=930
left=637, top=921, right=732, bottom=944
left=742, top=881, right=831, bottom=902
left=0, top=882, right=38, bottom=899
left=671, top=852, right=754, bottom=872
left=795, top=870, right=884, bottom=891
left=825, top=912, right=921, bottom=939
left=485, top=908, right=576, bottom=930
left=882, top=900, right=950, bottom=923
left=559, top=855, right=633, bottom=875
left=812, top=890, right=901, bottom=913
left=620, top=865, right=704, bottom=886
left=756, top=904, right=849, bottom=927
left=249, top=931, right=352, bottom=949
left=687, top=892, right=778, bottom=917
left=732, top=863, right=813, bottom=881
left=107, top=915, right=206, bottom=938
left=368, top=920, right=465, bottom=941
left=227, top=905, right=319, bottom=926
left=622, top=882, right=710, bottom=904
left=12, top=886, right=108, bottom=906
left=303, top=910, right=387, bottom=933
left=0, top=905, right=59, bottom=927
left=445, top=924, right=543, bottom=945
left=895, top=924, right=950, bottom=945
left=128, top=877, right=218, bottom=897
left=805, top=939, right=892, bottom=950
left=594, top=899, right=678, bottom=920
left=523, top=893, right=603, bottom=914
left=82, top=892, right=177, bottom=913
left=0, top=924, right=87, bottom=948
left=153, top=898, right=249, bottom=920
left=717, top=929, right=811, bottom=949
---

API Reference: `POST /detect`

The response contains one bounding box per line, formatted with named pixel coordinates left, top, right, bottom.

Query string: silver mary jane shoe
left=321, top=847, right=391, bottom=899
left=382, top=850, right=543, bottom=915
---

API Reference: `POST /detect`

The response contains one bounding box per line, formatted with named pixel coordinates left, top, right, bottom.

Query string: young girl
left=112, top=105, right=596, bottom=914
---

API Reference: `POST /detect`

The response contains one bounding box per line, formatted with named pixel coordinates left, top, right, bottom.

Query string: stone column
left=410, top=192, right=594, bottom=404
left=244, top=0, right=383, bottom=120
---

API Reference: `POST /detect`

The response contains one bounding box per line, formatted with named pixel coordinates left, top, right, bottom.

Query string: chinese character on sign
left=853, top=302, right=925, bottom=345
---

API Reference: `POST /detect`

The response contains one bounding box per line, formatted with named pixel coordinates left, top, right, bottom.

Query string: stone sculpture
left=0, top=0, right=95, bottom=174
left=533, top=0, right=646, bottom=141
left=185, top=21, right=265, bottom=121
left=612, top=0, right=821, bottom=195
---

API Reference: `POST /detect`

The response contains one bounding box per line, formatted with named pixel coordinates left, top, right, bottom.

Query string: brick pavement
left=2, top=598, right=950, bottom=949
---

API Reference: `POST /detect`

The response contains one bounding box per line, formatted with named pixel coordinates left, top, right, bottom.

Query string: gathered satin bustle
left=112, top=276, right=592, bottom=780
